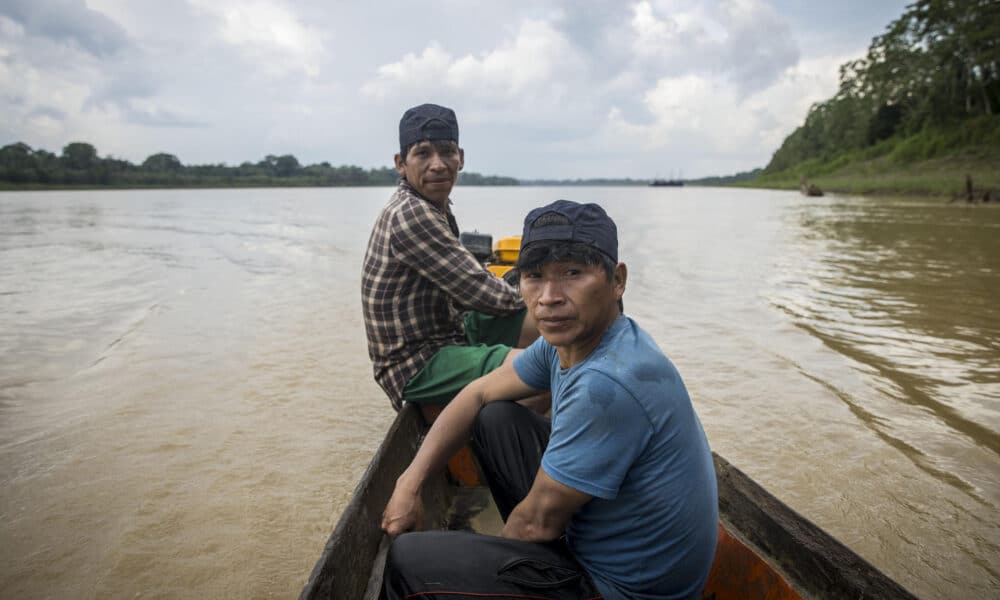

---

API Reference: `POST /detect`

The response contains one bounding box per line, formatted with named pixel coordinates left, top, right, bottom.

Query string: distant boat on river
left=799, top=177, right=824, bottom=197
left=650, top=178, right=684, bottom=187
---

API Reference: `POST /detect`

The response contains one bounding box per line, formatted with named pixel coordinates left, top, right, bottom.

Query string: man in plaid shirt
left=362, top=104, right=536, bottom=417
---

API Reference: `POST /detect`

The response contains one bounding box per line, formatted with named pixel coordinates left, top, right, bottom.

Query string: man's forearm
left=501, top=502, right=563, bottom=543
left=500, top=469, right=589, bottom=543
left=396, top=382, right=484, bottom=492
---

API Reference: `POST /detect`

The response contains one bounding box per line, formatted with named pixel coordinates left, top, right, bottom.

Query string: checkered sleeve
left=389, top=198, right=524, bottom=315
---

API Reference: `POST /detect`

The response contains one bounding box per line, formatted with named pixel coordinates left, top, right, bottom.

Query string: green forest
left=0, top=142, right=517, bottom=188
left=751, top=0, right=1000, bottom=196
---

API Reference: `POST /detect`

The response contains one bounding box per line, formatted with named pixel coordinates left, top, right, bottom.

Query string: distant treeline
left=519, top=178, right=650, bottom=186
left=687, top=169, right=763, bottom=186
left=763, top=0, right=999, bottom=177
left=0, top=141, right=519, bottom=188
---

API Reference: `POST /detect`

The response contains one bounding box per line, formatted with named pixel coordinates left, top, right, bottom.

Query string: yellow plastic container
left=487, top=264, right=514, bottom=278
left=494, top=236, right=521, bottom=264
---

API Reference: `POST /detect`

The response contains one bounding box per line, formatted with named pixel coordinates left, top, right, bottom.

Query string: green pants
left=402, top=309, right=527, bottom=406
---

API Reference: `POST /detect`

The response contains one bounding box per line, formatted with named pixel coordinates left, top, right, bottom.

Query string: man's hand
left=381, top=484, right=424, bottom=538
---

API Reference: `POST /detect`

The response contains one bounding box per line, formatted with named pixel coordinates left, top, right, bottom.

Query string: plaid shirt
left=362, top=179, right=524, bottom=409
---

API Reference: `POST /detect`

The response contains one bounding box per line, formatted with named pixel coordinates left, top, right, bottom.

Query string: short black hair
left=400, top=139, right=459, bottom=162
left=516, top=241, right=616, bottom=279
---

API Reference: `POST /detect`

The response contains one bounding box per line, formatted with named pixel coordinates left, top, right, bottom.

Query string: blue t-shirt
left=514, top=315, right=718, bottom=600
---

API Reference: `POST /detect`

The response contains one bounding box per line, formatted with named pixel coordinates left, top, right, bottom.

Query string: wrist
left=396, top=468, right=424, bottom=495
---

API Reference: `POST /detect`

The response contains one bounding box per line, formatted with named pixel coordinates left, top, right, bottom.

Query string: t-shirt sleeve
left=512, top=337, right=552, bottom=391
left=542, top=370, right=650, bottom=499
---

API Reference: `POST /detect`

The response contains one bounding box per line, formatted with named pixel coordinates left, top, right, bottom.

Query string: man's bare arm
left=502, top=468, right=592, bottom=542
left=381, top=359, right=540, bottom=537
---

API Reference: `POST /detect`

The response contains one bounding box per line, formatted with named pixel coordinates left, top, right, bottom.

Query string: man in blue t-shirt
left=380, top=200, right=718, bottom=600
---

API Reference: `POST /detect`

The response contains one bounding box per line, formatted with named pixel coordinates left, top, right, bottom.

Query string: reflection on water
left=771, top=198, right=1000, bottom=504
left=764, top=197, right=1000, bottom=595
left=0, top=188, right=997, bottom=599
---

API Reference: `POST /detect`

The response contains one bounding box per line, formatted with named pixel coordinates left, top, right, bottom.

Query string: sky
left=0, top=0, right=912, bottom=180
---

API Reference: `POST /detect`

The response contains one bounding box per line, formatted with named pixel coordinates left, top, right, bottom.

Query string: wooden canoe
left=300, top=403, right=918, bottom=600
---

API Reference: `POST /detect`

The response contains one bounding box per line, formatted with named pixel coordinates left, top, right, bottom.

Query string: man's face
left=394, top=140, right=464, bottom=205
left=519, top=260, right=626, bottom=360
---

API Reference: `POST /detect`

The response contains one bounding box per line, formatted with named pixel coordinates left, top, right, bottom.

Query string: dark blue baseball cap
left=519, top=200, right=618, bottom=262
left=399, top=103, right=459, bottom=154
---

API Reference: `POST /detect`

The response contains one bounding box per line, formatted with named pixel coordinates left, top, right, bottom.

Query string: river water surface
left=0, top=187, right=997, bottom=599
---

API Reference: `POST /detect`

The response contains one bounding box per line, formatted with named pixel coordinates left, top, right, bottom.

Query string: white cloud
left=362, top=19, right=587, bottom=117
left=361, top=44, right=454, bottom=102
left=448, top=20, right=582, bottom=96
left=0, top=15, right=95, bottom=146
left=188, top=0, right=326, bottom=77
left=625, top=0, right=798, bottom=96
left=631, top=1, right=679, bottom=57
left=630, top=1, right=708, bottom=62
left=582, top=50, right=848, bottom=176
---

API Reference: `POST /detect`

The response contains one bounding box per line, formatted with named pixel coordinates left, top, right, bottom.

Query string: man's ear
left=458, top=147, right=465, bottom=171
left=613, top=263, right=627, bottom=301
left=393, top=153, right=406, bottom=176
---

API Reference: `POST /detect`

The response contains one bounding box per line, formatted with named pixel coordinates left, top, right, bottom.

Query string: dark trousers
left=380, top=402, right=604, bottom=600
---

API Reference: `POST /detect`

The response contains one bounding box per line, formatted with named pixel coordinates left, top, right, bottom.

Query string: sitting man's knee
left=475, top=401, right=520, bottom=430
left=385, top=532, right=421, bottom=578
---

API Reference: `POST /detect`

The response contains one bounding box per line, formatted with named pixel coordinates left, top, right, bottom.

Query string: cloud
left=449, top=20, right=584, bottom=97
left=28, top=105, right=66, bottom=120
left=630, top=1, right=707, bottom=65
left=187, top=0, right=327, bottom=78
left=362, top=19, right=587, bottom=114
left=118, top=105, right=208, bottom=129
left=0, top=0, right=129, bottom=57
left=83, top=63, right=158, bottom=109
left=24, top=106, right=66, bottom=138
left=0, top=19, right=91, bottom=145
left=361, top=44, right=454, bottom=102
left=576, top=51, right=848, bottom=176
left=717, top=0, right=799, bottom=96
left=625, top=0, right=798, bottom=97
left=0, top=6, right=206, bottom=157
left=79, top=60, right=204, bottom=128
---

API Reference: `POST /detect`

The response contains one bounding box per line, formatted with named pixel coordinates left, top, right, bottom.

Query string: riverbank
left=739, top=155, right=998, bottom=198
left=742, top=117, right=1000, bottom=198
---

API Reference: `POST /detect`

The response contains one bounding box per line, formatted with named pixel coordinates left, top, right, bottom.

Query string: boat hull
left=301, top=403, right=917, bottom=600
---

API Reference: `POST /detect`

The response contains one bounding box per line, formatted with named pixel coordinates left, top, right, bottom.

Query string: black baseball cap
left=520, top=200, right=618, bottom=262
left=399, top=104, right=459, bottom=154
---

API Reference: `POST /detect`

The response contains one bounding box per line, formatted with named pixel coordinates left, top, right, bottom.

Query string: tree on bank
left=61, top=142, right=99, bottom=171
left=142, top=153, right=183, bottom=172
left=764, top=0, right=999, bottom=174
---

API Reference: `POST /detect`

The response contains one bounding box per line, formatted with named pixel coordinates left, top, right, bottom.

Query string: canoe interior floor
left=448, top=485, right=504, bottom=535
